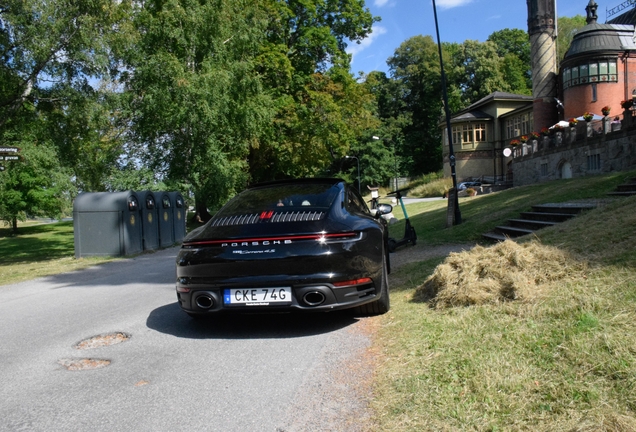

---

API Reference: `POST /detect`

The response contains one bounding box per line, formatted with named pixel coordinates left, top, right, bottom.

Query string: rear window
left=217, top=182, right=340, bottom=218
left=205, top=182, right=341, bottom=228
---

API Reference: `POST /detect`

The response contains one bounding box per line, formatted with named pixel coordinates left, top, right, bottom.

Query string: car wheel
left=352, top=254, right=390, bottom=316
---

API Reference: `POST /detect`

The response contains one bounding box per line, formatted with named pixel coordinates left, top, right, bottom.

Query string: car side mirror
left=374, top=203, right=393, bottom=217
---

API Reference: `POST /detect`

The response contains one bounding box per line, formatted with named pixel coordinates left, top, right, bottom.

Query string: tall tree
left=487, top=28, right=532, bottom=94
left=0, top=0, right=133, bottom=130
left=0, top=128, right=74, bottom=234
left=41, top=83, right=127, bottom=192
left=386, top=35, right=444, bottom=176
left=454, top=40, right=510, bottom=104
left=362, top=71, right=410, bottom=181
left=262, top=0, right=377, bottom=75
left=123, top=0, right=273, bottom=219
left=0, top=0, right=130, bottom=226
left=249, top=0, right=379, bottom=183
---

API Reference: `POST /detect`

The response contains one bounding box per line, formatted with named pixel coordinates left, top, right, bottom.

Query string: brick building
left=442, top=0, right=636, bottom=185
left=560, top=0, right=636, bottom=120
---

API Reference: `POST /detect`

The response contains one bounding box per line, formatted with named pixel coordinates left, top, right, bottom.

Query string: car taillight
left=183, top=232, right=361, bottom=247
left=333, top=277, right=372, bottom=287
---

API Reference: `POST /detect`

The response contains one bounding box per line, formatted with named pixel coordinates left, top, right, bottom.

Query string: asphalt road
left=0, top=247, right=372, bottom=431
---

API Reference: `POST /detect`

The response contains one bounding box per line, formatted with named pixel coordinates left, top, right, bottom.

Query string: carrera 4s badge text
left=233, top=249, right=276, bottom=254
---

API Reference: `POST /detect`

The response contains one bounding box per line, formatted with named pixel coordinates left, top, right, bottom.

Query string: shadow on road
left=147, top=302, right=360, bottom=339
left=41, top=248, right=178, bottom=289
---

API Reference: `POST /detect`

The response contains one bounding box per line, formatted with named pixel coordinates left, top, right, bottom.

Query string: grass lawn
left=0, top=221, right=118, bottom=285
left=373, top=171, right=636, bottom=431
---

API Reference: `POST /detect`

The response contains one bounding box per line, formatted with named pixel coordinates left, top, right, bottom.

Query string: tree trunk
left=192, top=195, right=211, bottom=225
left=11, top=216, right=18, bottom=235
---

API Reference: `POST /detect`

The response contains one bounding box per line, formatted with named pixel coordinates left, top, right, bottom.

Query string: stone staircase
left=607, top=177, right=636, bottom=197
left=482, top=203, right=596, bottom=242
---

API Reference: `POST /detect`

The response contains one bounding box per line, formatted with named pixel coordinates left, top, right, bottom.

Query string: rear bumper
left=176, top=277, right=382, bottom=314
left=175, top=229, right=385, bottom=314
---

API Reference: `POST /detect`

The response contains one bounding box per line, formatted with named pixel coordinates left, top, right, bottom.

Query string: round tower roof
left=563, top=22, right=636, bottom=62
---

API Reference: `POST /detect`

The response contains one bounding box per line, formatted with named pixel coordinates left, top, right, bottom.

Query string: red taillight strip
left=183, top=232, right=359, bottom=247
left=333, top=277, right=372, bottom=287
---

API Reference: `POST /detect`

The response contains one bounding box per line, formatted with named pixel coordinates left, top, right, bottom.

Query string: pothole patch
left=74, top=332, right=131, bottom=350
left=58, top=358, right=111, bottom=371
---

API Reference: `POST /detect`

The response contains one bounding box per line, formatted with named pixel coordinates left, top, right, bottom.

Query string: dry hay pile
left=414, top=239, right=586, bottom=308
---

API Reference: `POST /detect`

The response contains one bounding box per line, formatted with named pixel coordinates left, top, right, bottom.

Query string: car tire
left=352, top=254, right=390, bottom=316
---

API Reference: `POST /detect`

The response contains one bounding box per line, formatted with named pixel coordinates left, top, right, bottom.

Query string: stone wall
left=512, top=121, right=636, bottom=186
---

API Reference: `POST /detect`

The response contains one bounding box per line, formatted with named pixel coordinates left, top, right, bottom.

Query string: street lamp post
left=345, top=155, right=360, bottom=193
left=432, top=0, right=462, bottom=225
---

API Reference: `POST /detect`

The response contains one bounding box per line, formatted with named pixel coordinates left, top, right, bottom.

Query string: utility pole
left=431, top=0, right=461, bottom=225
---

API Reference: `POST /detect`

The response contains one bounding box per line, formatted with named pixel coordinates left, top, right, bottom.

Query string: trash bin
left=73, top=191, right=143, bottom=258
left=136, top=190, right=160, bottom=251
left=169, top=191, right=187, bottom=243
left=154, top=191, right=175, bottom=248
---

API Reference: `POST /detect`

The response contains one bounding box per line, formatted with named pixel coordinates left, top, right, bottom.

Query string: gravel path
left=279, top=243, right=475, bottom=431
left=388, top=243, right=475, bottom=269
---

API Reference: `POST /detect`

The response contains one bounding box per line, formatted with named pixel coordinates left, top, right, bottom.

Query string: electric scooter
left=367, top=185, right=380, bottom=210
left=387, top=187, right=417, bottom=252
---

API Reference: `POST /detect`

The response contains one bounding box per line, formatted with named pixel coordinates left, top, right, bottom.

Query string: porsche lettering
left=221, top=240, right=292, bottom=247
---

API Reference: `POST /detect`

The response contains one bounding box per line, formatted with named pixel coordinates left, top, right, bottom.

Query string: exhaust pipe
left=195, top=295, right=214, bottom=309
left=303, top=291, right=326, bottom=307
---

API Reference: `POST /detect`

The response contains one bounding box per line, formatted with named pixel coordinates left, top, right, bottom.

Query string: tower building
left=527, top=0, right=559, bottom=131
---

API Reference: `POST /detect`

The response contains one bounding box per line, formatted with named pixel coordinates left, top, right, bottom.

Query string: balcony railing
left=508, top=114, right=626, bottom=159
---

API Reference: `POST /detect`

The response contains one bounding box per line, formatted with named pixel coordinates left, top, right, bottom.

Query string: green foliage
left=123, top=0, right=273, bottom=211
left=557, top=15, right=587, bottom=62
left=405, top=172, right=451, bottom=198
left=105, top=165, right=162, bottom=192
left=0, top=0, right=594, bottom=216
left=262, top=0, right=377, bottom=75
left=454, top=39, right=511, bottom=104
left=487, top=28, right=532, bottom=94
left=0, top=0, right=133, bottom=129
left=41, top=83, right=127, bottom=192
left=0, top=133, right=75, bottom=233
left=1, top=0, right=135, bottom=195
left=385, top=35, right=444, bottom=176
left=361, top=71, right=411, bottom=180
left=250, top=0, right=379, bottom=184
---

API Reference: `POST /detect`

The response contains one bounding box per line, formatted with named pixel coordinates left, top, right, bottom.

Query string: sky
left=347, top=0, right=599, bottom=76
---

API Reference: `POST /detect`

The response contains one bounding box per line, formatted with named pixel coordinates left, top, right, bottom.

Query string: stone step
left=607, top=191, right=636, bottom=196
left=508, top=218, right=558, bottom=230
left=482, top=202, right=596, bottom=243
left=615, top=184, right=636, bottom=192
left=531, top=203, right=596, bottom=214
left=519, top=211, right=575, bottom=222
left=492, top=225, right=535, bottom=238
left=607, top=177, right=636, bottom=197
left=481, top=232, right=510, bottom=242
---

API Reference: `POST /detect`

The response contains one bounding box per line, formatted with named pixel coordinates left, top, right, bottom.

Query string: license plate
left=223, top=287, right=292, bottom=306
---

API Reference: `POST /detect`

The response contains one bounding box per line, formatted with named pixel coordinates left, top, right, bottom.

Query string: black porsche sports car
left=175, top=178, right=393, bottom=318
